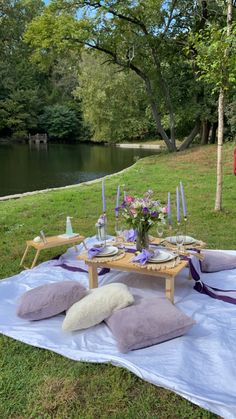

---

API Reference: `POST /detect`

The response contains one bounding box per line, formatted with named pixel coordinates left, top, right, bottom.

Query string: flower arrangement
left=121, top=190, right=167, bottom=250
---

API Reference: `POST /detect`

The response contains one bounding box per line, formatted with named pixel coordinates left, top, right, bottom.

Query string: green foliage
left=76, top=52, right=156, bottom=142
left=188, top=23, right=236, bottom=92
left=25, top=0, right=236, bottom=148
left=40, top=104, right=79, bottom=140
left=0, top=0, right=88, bottom=142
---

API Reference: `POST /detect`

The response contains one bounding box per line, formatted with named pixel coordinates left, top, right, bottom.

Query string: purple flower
left=151, top=211, right=158, bottom=217
left=142, top=207, right=149, bottom=214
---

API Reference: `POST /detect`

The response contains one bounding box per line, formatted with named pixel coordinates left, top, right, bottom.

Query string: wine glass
left=157, top=224, right=164, bottom=238
left=156, top=224, right=165, bottom=246
left=176, top=232, right=184, bottom=254
left=115, top=221, right=125, bottom=249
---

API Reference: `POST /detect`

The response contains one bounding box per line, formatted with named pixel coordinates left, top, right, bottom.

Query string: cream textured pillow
left=62, top=283, right=134, bottom=331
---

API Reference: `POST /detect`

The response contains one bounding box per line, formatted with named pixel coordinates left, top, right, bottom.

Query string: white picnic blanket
left=0, top=237, right=236, bottom=419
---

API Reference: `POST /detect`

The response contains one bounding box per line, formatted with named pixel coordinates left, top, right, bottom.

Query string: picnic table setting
left=1, top=180, right=236, bottom=418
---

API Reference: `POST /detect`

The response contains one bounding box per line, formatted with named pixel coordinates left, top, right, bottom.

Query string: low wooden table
left=78, top=250, right=188, bottom=304
left=20, top=234, right=85, bottom=269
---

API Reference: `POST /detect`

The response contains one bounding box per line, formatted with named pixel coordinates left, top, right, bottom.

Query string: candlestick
left=180, top=181, right=187, bottom=218
left=176, top=186, right=180, bottom=223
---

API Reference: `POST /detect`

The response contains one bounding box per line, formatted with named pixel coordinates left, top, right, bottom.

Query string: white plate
left=165, top=235, right=196, bottom=245
left=148, top=250, right=176, bottom=263
left=95, top=246, right=119, bottom=257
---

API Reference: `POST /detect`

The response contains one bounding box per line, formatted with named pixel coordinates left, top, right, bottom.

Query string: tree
left=190, top=1, right=235, bottom=210
left=26, top=0, right=224, bottom=151
left=0, top=0, right=45, bottom=139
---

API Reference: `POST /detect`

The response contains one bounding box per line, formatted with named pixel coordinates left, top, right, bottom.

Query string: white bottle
left=66, top=216, right=73, bottom=236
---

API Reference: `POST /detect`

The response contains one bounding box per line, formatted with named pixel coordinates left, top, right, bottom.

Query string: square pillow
left=62, top=282, right=134, bottom=331
left=105, top=296, right=196, bottom=353
left=17, top=281, right=87, bottom=321
left=201, top=250, right=236, bottom=273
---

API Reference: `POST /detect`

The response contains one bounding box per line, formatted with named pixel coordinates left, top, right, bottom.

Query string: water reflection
left=0, top=143, right=159, bottom=197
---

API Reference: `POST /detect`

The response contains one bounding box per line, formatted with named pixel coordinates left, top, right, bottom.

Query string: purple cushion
left=17, top=281, right=87, bottom=321
left=201, top=250, right=236, bottom=273
left=105, top=296, right=195, bottom=353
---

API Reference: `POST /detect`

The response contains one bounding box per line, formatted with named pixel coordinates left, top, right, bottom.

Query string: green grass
left=1, top=143, right=235, bottom=418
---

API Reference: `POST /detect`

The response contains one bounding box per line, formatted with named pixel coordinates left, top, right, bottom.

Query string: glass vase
left=136, top=227, right=149, bottom=252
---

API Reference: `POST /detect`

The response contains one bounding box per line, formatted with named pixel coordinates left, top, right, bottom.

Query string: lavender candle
left=180, top=181, right=187, bottom=218
left=167, top=192, right=172, bottom=225
left=102, top=179, right=106, bottom=212
left=115, top=185, right=120, bottom=217
left=176, top=186, right=180, bottom=223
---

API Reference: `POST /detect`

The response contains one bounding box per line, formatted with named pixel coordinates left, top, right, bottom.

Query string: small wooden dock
left=29, top=133, right=47, bottom=145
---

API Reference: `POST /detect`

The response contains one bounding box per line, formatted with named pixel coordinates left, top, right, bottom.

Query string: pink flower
left=126, top=195, right=135, bottom=203
left=161, top=206, right=168, bottom=214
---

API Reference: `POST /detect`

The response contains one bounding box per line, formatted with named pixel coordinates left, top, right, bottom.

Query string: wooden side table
left=20, top=234, right=85, bottom=269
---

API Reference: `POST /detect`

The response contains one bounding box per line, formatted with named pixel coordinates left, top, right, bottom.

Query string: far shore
left=116, top=143, right=162, bottom=150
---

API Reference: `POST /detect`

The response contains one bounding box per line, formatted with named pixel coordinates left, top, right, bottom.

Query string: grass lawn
left=1, top=143, right=235, bottom=418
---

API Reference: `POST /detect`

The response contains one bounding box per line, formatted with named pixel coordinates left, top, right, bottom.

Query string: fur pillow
left=105, top=296, right=196, bottom=353
left=62, top=283, right=134, bottom=331
left=201, top=250, right=236, bottom=273
left=17, top=281, right=87, bottom=321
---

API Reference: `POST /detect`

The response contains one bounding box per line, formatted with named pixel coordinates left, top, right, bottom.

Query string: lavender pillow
left=17, top=281, right=87, bottom=321
left=201, top=250, right=236, bottom=273
left=105, top=296, right=195, bottom=353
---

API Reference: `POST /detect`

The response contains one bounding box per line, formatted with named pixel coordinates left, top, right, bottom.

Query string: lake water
left=0, top=142, right=159, bottom=197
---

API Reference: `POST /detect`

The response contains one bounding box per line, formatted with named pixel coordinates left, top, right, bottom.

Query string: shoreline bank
left=116, top=143, right=162, bottom=150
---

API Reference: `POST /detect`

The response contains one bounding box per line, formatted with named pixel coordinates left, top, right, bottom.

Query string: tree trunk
left=179, top=120, right=201, bottom=151
left=201, top=120, right=211, bottom=144
left=144, top=77, right=177, bottom=152
left=215, top=89, right=224, bottom=211
left=210, top=122, right=217, bottom=144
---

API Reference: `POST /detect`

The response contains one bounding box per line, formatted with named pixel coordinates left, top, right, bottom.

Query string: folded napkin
left=132, top=249, right=153, bottom=265
left=124, top=229, right=137, bottom=242
left=88, top=246, right=104, bottom=259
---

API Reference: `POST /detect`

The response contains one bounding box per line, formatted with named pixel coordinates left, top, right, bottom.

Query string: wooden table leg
left=165, top=277, right=174, bottom=303
left=88, top=264, right=98, bottom=289
left=20, top=245, right=29, bottom=267
left=31, top=249, right=40, bottom=269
